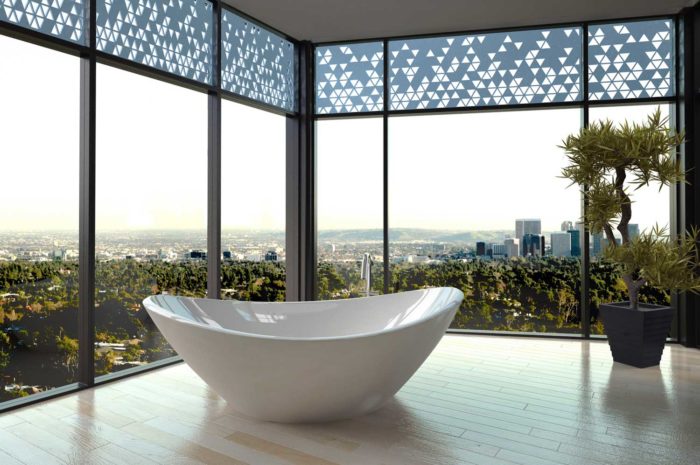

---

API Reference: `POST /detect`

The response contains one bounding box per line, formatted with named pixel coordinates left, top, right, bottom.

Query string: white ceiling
left=223, top=0, right=696, bottom=42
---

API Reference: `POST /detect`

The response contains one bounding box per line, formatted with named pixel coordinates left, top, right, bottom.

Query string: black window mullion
left=383, top=39, right=390, bottom=295
left=207, top=0, right=222, bottom=299
left=581, top=24, right=591, bottom=339
left=78, top=0, right=97, bottom=388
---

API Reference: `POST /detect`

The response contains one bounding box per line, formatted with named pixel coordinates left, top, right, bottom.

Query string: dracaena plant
left=560, top=108, right=700, bottom=309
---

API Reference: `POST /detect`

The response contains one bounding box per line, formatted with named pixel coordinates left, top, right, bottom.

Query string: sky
left=0, top=34, right=672, bottom=235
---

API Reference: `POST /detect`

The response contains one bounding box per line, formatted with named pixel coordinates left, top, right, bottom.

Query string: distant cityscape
left=469, top=218, right=640, bottom=261
left=318, top=219, right=641, bottom=265
left=0, top=219, right=641, bottom=267
left=0, top=230, right=285, bottom=264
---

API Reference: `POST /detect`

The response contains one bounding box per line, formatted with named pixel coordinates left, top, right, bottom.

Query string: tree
left=561, top=108, right=700, bottom=309
left=0, top=330, right=10, bottom=370
left=55, top=332, right=78, bottom=376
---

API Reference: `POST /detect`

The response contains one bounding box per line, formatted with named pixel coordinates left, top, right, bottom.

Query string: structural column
left=286, top=41, right=316, bottom=301
left=207, top=1, right=223, bottom=299
left=207, top=92, right=222, bottom=299
left=78, top=0, right=97, bottom=387
left=679, top=4, right=700, bottom=348
left=580, top=25, right=592, bottom=338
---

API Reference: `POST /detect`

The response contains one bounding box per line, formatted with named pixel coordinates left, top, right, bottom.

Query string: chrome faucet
left=360, top=253, right=372, bottom=297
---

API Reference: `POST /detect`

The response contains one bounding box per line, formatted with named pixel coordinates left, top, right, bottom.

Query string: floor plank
left=1, top=335, right=698, bottom=465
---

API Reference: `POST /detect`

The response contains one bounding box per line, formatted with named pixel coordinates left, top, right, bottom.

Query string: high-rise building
left=476, top=241, right=486, bottom=256
left=504, top=238, right=520, bottom=258
left=567, top=228, right=581, bottom=257
left=551, top=232, right=572, bottom=257
left=492, top=244, right=507, bottom=257
left=592, top=232, right=603, bottom=256
left=516, top=219, right=541, bottom=243
left=561, top=220, right=574, bottom=231
left=189, top=250, right=207, bottom=260
left=629, top=223, right=640, bottom=240
left=522, top=234, right=544, bottom=257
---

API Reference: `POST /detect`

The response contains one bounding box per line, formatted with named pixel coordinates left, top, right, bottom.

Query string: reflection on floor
left=0, top=334, right=698, bottom=465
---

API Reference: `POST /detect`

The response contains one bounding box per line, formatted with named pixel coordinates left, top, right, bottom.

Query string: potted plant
left=561, top=108, right=700, bottom=368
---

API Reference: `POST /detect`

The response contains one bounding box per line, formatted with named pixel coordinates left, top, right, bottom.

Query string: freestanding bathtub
left=143, top=287, right=463, bottom=423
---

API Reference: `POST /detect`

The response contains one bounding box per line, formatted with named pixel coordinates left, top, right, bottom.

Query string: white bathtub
left=143, top=287, right=463, bottom=423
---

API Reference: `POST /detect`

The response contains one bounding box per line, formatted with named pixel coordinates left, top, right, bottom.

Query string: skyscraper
left=541, top=236, right=546, bottom=256
left=629, top=223, right=640, bottom=240
left=551, top=232, right=572, bottom=257
left=567, top=228, right=581, bottom=257
left=592, top=232, right=603, bottom=256
left=561, top=220, right=574, bottom=231
left=504, top=238, right=520, bottom=258
left=492, top=244, right=507, bottom=257
left=522, top=234, right=544, bottom=257
left=476, top=242, right=486, bottom=256
left=516, top=219, right=542, bottom=243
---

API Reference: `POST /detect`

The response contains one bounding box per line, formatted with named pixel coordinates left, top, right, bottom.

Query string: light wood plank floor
left=1, top=335, right=699, bottom=465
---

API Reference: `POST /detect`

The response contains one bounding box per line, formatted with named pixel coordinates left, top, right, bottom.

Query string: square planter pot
left=599, top=302, right=673, bottom=368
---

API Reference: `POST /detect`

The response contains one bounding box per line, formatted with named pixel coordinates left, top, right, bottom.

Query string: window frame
left=1, top=2, right=696, bottom=414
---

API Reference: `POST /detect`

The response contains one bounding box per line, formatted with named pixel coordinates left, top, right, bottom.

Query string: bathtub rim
left=143, top=287, right=463, bottom=343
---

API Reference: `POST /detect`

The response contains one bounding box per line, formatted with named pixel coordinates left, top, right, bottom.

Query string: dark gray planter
left=599, top=302, right=673, bottom=368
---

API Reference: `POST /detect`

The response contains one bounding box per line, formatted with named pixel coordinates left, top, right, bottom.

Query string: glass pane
left=97, top=0, right=214, bottom=84
left=96, top=64, right=207, bottom=375
left=0, top=36, right=79, bottom=402
left=389, top=108, right=582, bottom=333
left=317, top=118, right=384, bottom=299
left=389, top=27, right=582, bottom=110
left=221, top=10, right=296, bottom=112
left=588, top=103, right=674, bottom=334
left=221, top=101, right=286, bottom=301
left=588, top=19, right=674, bottom=100
left=0, top=0, right=86, bottom=44
left=316, top=42, right=384, bottom=114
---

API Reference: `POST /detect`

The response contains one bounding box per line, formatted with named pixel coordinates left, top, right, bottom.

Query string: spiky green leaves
left=603, top=226, right=700, bottom=294
left=561, top=108, right=684, bottom=194
left=560, top=107, right=684, bottom=238
left=560, top=108, right=691, bottom=305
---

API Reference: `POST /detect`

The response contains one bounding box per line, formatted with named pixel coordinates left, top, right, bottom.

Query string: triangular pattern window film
left=96, top=0, right=214, bottom=85
left=221, top=10, right=296, bottom=112
left=588, top=19, right=674, bottom=100
left=315, top=42, right=384, bottom=114
left=0, top=0, right=85, bottom=44
left=389, top=27, right=583, bottom=110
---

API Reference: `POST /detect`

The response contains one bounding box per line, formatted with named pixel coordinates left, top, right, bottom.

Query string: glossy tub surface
left=143, top=287, right=463, bottom=422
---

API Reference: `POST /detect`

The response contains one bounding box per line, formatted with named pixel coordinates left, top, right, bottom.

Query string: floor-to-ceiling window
left=221, top=101, right=287, bottom=302
left=315, top=42, right=385, bottom=299
left=314, top=18, right=677, bottom=336
left=0, top=35, right=80, bottom=401
left=0, top=0, right=298, bottom=410
left=0, top=0, right=684, bottom=412
left=316, top=118, right=384, bottom=299
left=389, top=109, right=583, bottom=332
left=95, top=64, right=208, bottom=375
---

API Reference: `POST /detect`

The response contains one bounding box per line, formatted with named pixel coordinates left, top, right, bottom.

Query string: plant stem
left=603, top=224, right=616, bottom=248
left=622, top=274, right=646, bottom=310
left=615, top=166, right=632, bottom=245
